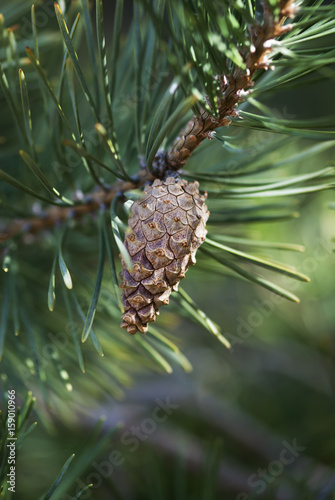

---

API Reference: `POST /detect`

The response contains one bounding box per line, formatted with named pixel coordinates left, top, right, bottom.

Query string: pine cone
left=120, top=177, right=209, bottom=334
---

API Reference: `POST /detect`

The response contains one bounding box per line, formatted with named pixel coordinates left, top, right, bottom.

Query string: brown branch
left=166, top=0, right=296, bottom=169
left=0, top=168, right=155, bottom=244
left=1, top=0, right=295, bottom=245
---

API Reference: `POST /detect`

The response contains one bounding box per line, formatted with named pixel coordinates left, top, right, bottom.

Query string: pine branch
left=166, top=0, right=296, bottom=170
left=0, top=0, right=334, bottom=397
left=1, top=0, right=296, bottom=244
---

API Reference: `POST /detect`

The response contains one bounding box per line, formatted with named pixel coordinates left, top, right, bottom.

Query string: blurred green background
left=7, top=190, right=335, bottom=499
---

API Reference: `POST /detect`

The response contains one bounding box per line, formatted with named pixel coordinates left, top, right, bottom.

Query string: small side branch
left=1, top=169, right=154, bottom=244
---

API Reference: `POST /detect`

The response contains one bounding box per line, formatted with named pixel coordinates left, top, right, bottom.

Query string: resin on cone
left=120, top=176, right=209, bottom=334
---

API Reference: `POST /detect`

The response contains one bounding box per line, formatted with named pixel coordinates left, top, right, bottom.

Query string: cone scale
left=120, top=177, right=209, bottom=334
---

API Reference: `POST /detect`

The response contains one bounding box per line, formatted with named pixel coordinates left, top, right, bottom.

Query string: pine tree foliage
left=0, top=0, right=334, bottom=407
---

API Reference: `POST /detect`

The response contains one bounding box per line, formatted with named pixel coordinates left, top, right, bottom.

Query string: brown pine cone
left=120, top=176, right=209, bottom=334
